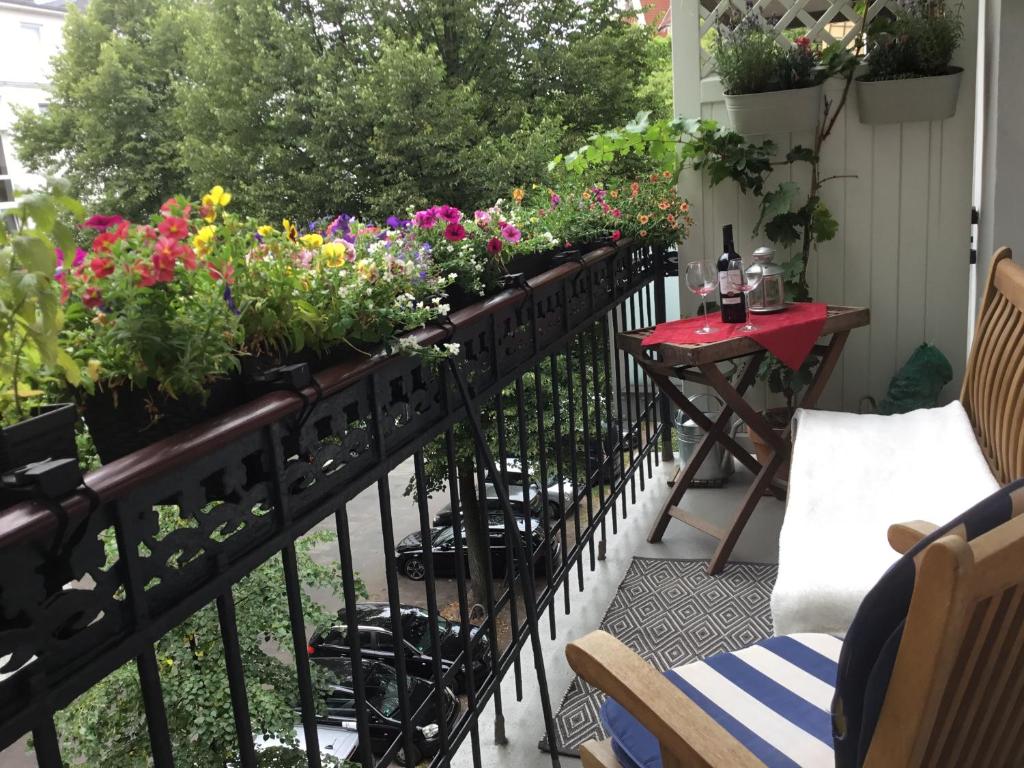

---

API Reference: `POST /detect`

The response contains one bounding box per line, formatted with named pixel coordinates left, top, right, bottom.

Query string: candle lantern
left=748, top=246, right=786, bottom=313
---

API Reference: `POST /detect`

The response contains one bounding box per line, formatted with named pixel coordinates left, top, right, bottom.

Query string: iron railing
left=0, top=240, right=675, bottom=767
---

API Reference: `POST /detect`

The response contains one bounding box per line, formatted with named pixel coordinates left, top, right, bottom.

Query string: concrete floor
left=449, top=457, right=785, bottom=768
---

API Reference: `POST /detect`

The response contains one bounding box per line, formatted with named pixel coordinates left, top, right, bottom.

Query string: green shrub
left=865, top=0, right=963, bottom=81
left=713, top=13, right=821, bottom=95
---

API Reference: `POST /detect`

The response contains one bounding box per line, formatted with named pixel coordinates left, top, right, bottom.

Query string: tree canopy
left=14, top=0, right=671, bottom=222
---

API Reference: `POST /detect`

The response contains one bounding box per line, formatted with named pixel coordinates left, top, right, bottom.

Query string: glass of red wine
left=685, top=260, right=718, bottom=336
left=727, top=258, right=764, bottom=332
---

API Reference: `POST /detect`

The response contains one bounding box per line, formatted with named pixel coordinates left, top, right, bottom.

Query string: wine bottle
left=718, top=225, right=747, bottom=324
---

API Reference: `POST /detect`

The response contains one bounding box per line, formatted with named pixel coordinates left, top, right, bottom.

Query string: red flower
left=82, top=285, right=103, bottom=308
left=92, top=231, right=118, bottom=253
left=611, top=230, right=621, bottom=242
left=444, top=223, right=467, bottom=242
left=133, top=261, right=157, bottom=287
left=82, top=214, right=127, bottom=231
left=179, top=245, right=197, bottom=270
left=158, top=216, right=189, bottom=240
left=486, top=237, right=503, bottom=255
left=90, top=256, right=114, bottom=279
left=160, top=197, right=192, bottom=219
left=795, top=35, right=811, bottom=49
left=137, top=224, right=159, bottom=241
left=207, top=261, right=235, bottom=285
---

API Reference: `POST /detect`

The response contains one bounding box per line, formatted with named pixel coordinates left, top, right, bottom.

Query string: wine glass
left=685, top=260, right=718, bottom=335
left=728, top=258, right=764, bottom=332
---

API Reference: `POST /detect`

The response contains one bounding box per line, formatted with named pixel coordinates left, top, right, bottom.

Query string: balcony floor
left=451, top=455, right=786, bottom=768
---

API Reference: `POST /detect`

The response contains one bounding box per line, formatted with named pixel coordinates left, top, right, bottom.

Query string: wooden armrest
left=887, top=520, right=940, bottom=554
left=565, top=631, right=762, bottom=768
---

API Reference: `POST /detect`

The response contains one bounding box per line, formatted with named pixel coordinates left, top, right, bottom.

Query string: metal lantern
left=748, top=246, right=786, bottom=313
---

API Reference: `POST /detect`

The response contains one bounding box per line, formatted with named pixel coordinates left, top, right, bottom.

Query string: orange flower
left=512, top=187, right=525, bottom=203
left=639, top=230, right=648, bottom=238
left=662, top=170, right=672, bottom=179
left=638, top=214, right=650, bottom=225
left=649, top=173, right=659, bottom=182
left=658, top=200, right=670, bottom=210
left=679, top=202, right=689, bottom=213
left=630, top=182, right=639, bottom=193
left=610, top=189, right=620, bottom=199
left=667, top=214, right=676, bottom=225
left=582, top=190, right=592, bottom=201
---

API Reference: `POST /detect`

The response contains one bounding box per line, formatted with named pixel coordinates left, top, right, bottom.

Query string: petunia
left=550, top=193, right=561, bottom=207
left=436, top=205, right=462, bottom=224
left=158, top=216, right=189, bottom=241
left=413, top=209, right=437, bottom=229
left=82, top=285, right=103, bottom=309
left=474, top=210, right=491, bottom=228
left=500, top=224, right=521, bottom=244
left=133, top=261, right=157, bottom=287
left=90, top=256, right=114, bottom=279
left=160, top=197, right=192, bottom=219
left=73, top=247, right=87, bottom=267
left=82, top=214, right=127, bottom=231
left=444, top=223, right=467, bottom=242
left=611, top=230, right=621, bottom=241
left=178, top=244, right=197, bottom=270
left=486, top=237, right=503, bottom=255
left=386, top=215, right=411, bottom=230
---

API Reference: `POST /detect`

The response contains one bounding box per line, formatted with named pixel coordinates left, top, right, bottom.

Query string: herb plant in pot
left=713, top=15, right=825, bottom=136
left=0, top=182, right=86, bottom=504
left=62, top=191, right=243, bottom=463
left=856, top=0, right=964, bottom=124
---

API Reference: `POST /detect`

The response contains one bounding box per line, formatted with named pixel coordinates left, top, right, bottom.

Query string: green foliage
left=0, top=181, right=84, bottom=424
left=54, top=511, right=361, bottom=767
left=712, top=13, right=820, bottom=95
left=865, top=0, right=963, bottom=81
left=14, top=0, right=664, bottom=224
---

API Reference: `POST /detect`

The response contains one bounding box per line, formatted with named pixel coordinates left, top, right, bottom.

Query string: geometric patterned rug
left=539, top=557, right=777, bottom=757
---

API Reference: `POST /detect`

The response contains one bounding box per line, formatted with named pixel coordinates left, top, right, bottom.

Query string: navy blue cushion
left=832, top=479, right=1024, bottom=768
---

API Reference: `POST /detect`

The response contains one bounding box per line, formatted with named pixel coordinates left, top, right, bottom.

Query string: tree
left=12, top=0, right=196, bottom=220
left=54, top=511, right=362, bottom=767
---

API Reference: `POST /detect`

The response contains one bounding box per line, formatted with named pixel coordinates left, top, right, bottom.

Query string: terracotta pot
left=748, top=407, right=791, bottom=484
left=855, top=67, right=963, bottom=125
left=724, top=83, right=823, bottom=137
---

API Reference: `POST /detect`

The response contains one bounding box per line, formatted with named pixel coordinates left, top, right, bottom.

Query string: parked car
left=308, top=603, right=490, bottom=693
left=396, top=515, right=560, bottom=580
left=501, top=457, right=577, bottom=509
left=432, top=490, right=542, bottom=528
left=252, top=724, right=358, bottom=766
left=312, top=655, right=460, bottom=766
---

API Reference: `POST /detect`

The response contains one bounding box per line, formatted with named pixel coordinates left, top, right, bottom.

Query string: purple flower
left=386, top=215, right=411, bottom=230
left=436, top=205, right=462, bottom=224
left=73, top=247, right=86, bottom=267
left=253, top=231, right=264, bottom=244
left=223, top=285, right=240, bottom=315
left=550, top=193, right=561, bottom=207
left=413, top=209, right=438, bottom=229
left=326, top=213, right=353, bottom=238
left=500, top=224, right=522, bottom=244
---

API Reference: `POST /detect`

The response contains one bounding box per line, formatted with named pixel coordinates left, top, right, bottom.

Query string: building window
left=20, top=22, right=42, bottom=42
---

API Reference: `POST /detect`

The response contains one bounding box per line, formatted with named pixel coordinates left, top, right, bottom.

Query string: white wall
left=0, top=1, right=68, bottom=192
left=670, top=0, right=979, bottom=413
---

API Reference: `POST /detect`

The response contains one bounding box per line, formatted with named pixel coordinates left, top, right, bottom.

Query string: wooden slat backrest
left=866, top=486, right=1024, bottom=766
left=961, top=248, right=1024, bottom=483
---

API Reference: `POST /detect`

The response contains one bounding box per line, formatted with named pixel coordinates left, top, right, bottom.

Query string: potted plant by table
left=713, top=14, right=825, bottom=136
left=62, top=189, right=244, bottom=463
left=855, top=0, right=964, bottom=124
left=0, top=181, right=86, bottom=502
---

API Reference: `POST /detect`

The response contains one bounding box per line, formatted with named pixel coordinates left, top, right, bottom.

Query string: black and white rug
left=541, top=557, right=777, bottom=757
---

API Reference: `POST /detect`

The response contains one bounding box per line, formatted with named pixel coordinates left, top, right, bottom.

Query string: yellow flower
left=512, top=187, right=525, bottom=203
left=356, top=258, right=378, bottom=282
left=299, top=233, right=324, bottom=248
left=322, top=241, right=349, bottom=267
left=201, top=185, right=232, bottom=222
left=87, top=359, right=102, bottom=382
left=257, top=224, right=276, bottom=237
left=193, top=224, right=217, bottom=255
left=610, top=190, right=620, bottom=199
left=282, top=219, right=298, bottom=241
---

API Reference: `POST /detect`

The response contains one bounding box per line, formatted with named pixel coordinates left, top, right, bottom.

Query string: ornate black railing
left=0, top=240, right=675, bottom=767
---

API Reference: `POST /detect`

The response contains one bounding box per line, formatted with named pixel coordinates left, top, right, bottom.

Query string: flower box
left=724, top=84, right=823, bottom=137
left=855, top=67, right=963, bottom=125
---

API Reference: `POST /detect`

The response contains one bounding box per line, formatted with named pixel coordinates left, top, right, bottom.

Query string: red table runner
left=641, top=302, right=829, bottom=370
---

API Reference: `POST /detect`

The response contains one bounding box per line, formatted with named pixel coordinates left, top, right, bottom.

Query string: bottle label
left=718, top=273, right=730, bottom=293
left=722, top=297, right=742, bottom=305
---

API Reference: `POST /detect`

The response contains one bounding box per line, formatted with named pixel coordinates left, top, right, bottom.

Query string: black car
left=308, top=603, right=490, bottom=693
left=431, top=491, right=544, bottom=528
left=312, top=655, right=459, bottom=766
left=396, top=515, right=560, bottom=581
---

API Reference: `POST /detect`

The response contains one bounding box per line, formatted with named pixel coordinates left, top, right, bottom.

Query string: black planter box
left=0, top=403, right=81, bottom=510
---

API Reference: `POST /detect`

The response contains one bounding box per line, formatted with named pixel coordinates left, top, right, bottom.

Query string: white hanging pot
left=854, top=67, right=963, bottom=125
left=723, top=83, right=823, bottom=137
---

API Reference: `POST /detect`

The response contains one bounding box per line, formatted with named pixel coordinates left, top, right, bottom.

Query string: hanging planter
left=0, top=404, right=81, bottom=510
left=724, top=83, right=824, bottom=137
left=855, top=67, right=963, bottom=125
left=80, top=378, right=243, bottom=463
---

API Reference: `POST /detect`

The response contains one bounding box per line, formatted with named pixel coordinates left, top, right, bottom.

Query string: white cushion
left=771, top=401, right=999, bottom=636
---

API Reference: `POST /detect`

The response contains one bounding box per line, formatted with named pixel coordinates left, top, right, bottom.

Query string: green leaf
left=13, top=235, right=56, bottom=274
left=56, top=349, right=81, bottom=385
left=764, top=212, right=803, bottom=245
left=756, top=181, right=800, bottom=233
left=811, top=202, right=839, bottom=243
left=21, top=194, right=56, bottom=231
left=51, top=220, right=77, bottom=256
left=785, top=146, right=816, bottom=164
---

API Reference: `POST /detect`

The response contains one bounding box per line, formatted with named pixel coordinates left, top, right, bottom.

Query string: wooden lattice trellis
left=699, top=0, right=896, bottom=77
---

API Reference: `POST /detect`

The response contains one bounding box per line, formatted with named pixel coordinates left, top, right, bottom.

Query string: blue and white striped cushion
left=600, top=633, right=842, bottom=768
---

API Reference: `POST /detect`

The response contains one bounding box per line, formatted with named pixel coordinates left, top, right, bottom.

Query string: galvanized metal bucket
left=675, top=393, right=736, bottom=486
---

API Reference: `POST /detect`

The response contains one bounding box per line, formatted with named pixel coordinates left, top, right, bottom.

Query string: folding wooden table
left=618, top=305, right=870, bottom=575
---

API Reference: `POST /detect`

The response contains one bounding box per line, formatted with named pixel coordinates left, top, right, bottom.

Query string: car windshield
left=365, top=667, right=401, bottom=718
left=402, top=613, right=452, bottom=653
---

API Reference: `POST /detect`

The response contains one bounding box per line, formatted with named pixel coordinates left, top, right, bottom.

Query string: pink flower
left=500, top=224, right=521, bottom=244
left=158, top=216, right=189, bottom=241
left=486, top=237, right=503, bottom=255
left=82, top=285, right=103, bottom=308
left=795, top=35, right=811, bottom=49
left=550, top=193, right=561, bottom=207
left=413, top=209, right=437, bottom=229
left=72, top=247, right=87, bottom=267
left=611, top=230, right=622, bottom=241
left=610, top=208, right=621, bottom=218
left=82, top=214, right=127, bottom=231
left=444, top=222, right=467, bottom=242
left=436, top=205, right=462, bottom=224
left=134, top=261, right=157, bottom=287
left=474, top=210, right=491, bottom=227
left=208, top=261, right=235, bottom=285
left=90, top=256, right=114, bottom=279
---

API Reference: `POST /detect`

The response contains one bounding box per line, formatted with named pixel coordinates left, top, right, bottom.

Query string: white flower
left=443, top=342, right=460, bottom=355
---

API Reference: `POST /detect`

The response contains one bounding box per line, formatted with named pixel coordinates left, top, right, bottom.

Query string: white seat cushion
left=771, top=401, right=999, bottom=636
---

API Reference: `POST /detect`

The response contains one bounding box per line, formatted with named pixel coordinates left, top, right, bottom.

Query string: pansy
left=201, top=186, right=232, bottom=223
left=299, top=233, right=324, bottom=248
left=193, top=225, right=217, bottom=256
left=444, top=223, right=467, bottom=242
left=321, top=241, right=353, bottom=267
left=386, top=215, right=411, bottom=230
left=282, top=219, right=298, bottom=242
